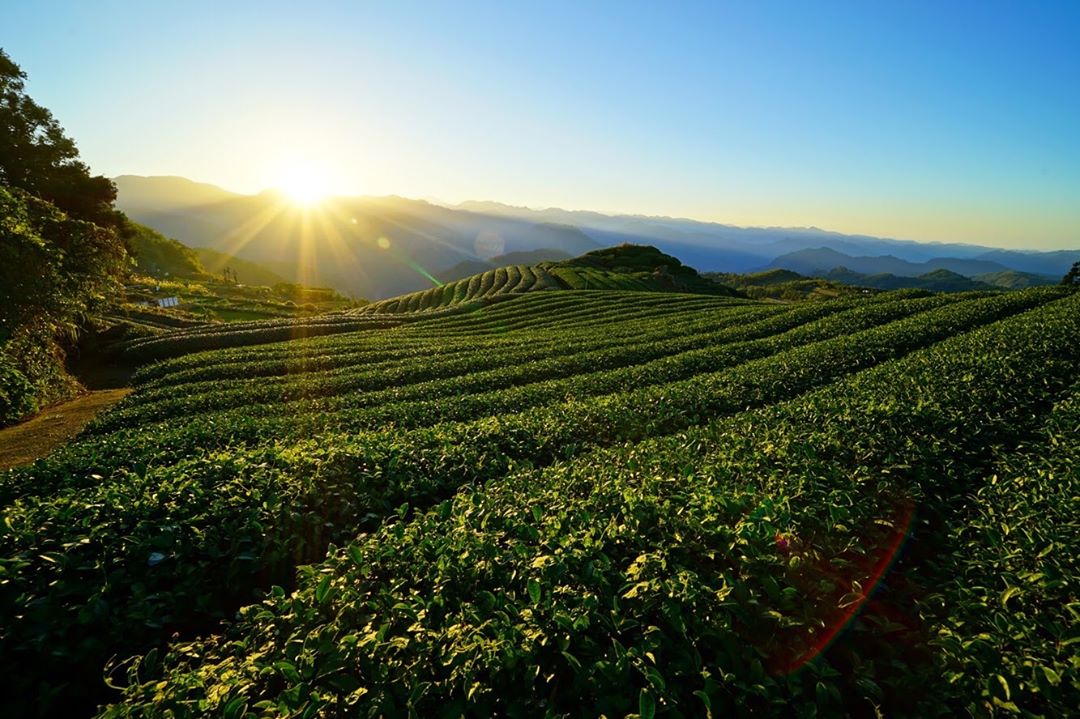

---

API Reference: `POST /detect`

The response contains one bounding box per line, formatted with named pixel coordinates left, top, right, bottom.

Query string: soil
left=0, top=388, right=131, bottom=471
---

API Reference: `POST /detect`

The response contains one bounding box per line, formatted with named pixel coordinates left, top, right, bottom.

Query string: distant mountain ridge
left=115, top=176, right=599, bottom=300
left=822, top=267, right=994, bottom=292
left=114, top=176, right=1080, bottom=299
left=713, top=266, right=1059, bottom=297
left=767, top=247, right=1014, bottom=277
left=454, top=200, right=1079, bottom=273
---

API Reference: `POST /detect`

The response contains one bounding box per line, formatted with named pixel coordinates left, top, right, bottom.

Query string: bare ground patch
left=0, top=389, right=131, bottom=471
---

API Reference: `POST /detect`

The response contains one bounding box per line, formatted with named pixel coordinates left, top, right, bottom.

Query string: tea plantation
left=358, top=245, right=737, bottom=314
left=2, top=287, right=1078, bottom=717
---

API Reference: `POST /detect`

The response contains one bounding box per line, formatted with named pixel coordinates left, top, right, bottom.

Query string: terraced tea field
left=2, top=287, right=1078, bottom=717
left=358, top=244, right=736, bottom=314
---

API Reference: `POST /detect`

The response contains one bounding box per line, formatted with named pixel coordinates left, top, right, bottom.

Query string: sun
left=273, top=163, right=332, bottom=206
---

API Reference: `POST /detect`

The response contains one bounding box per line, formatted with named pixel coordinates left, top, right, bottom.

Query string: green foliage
left=0, top=49, right=123, bottom=231
left=1061, top=260, right=1080, bottom=285
left=0, top=186, right=126, bottom=423
left=114, top=299, right=486, bottom=362
left=362, top=245, right=740, bottom=314
left=906, top=387, right=1080, bottom=714
left=125, top=222, right=207, bottom=279
left=0, top=356, right=34, bottom=421
left=0, top=187, right=122, bottom=335
left=50, top=287, right=1074, bottom=719
left=0, top=50, right=130, bottom=425
left=707, top=269, right=873, bottom=301
left=194, top=248, right=291, bottom=286
left=2, top=288, right=1078, bottom=716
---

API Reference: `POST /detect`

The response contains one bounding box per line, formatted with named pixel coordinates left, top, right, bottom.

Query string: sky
left=2, top=0, right=1079, bottom=249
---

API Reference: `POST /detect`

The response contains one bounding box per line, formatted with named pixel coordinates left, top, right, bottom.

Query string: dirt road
left=0, top=389, right=130, bottom=471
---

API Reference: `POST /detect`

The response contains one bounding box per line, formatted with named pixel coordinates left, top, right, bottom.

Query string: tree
left=1062, top=261, right=1080, bottom=286
left=0, top=49, right=130, bottom=424
left=0, top=48, right=124, bottom=231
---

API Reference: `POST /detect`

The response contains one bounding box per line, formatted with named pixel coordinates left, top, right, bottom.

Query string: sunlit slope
left=360, top=244, right=739, bottom=313
left=118, top=245, right=737, bottom=360
left=1, top=287, right=1078, bottom=717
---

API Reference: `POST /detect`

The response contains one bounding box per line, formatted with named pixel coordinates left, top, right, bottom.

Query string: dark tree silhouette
left=0, top=49, right=129, bottom=424
left=1062, top=261, right=1080, bottom=286
left=0, top=48, right=123, bottom=231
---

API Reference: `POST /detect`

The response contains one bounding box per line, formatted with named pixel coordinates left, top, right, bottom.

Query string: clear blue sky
left=2, top=0, right=1078, bottom=248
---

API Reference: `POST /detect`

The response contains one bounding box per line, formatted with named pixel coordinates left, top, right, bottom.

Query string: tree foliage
left=0, top=186, right=126, bottom=423
left=127, top=221, right=208, bottom=279
left=0, top=49, right=130, bottom=424
left=0, top=49, right=124, bottom=230
left=0, top=186, right=125, bottom=336
left=1061, top=261, right=1080, bottom=286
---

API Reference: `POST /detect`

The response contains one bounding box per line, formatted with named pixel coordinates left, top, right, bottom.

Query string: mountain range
left=114, top=176, right=1079, bottom=299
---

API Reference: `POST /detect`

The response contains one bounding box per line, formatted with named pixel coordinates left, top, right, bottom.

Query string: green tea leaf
left=639, top=689, right=656, bottom=719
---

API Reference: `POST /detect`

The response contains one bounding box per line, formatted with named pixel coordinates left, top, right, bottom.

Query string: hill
left=736, top=264, right=1051, bottom=294
left=768, top=247, right=1011, bottom=277
left=113, top=175, right=239, bottom=211
left=706, top=268, right=874, bottom=300
left=456, top=200, right=1080, bottom=275
left=360, top=244, right=739, bottom=314
left=437, top=248, right=574, bottom=283
left=115, top=177, right=600, bottom=300
left=109, top=229, right=357, bottom=335
left=973, top=269, right=1058, bottom=289
left=193, top=247, right=290, bottom=286
left=820, top=266, right=995, bottom=292
left=126, top=222, right=209, bottom=280
left=2, top=286, right=1078, bottom=717
left=116, top=177, right=1080, bottom=300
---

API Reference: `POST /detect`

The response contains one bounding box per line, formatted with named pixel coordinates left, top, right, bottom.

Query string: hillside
left=114, top=177, right=600, bottom=300
left=706, top=268, right=874, bottom=300
left=973, top=269, right=1059, bottom=289
left=193, top=247, right=290, bottom=286
left=769, top=247, right=1011, bottom=277
left=101, top=234, right=358, bottom=338
left=115, top=177, right=1080, bottom=301
left=436, top=248, right=574, bottom=283
left=360, top=244, right=739, bottom=314
left=735, top=265, right=1054, bottom=294
left=2, top=286, right=1077, bottom=717
left=457, top=200, right=1080, bottom=275
left=126, top=222, right=209, bottom=280
left=821, top=267, right=995, bottom=292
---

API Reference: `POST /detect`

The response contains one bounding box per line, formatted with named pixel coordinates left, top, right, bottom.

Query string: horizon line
left=110, top=173, right=1077, bottom=254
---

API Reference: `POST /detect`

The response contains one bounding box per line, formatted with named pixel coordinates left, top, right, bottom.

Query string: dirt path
left=0, top=389, right=131, bottom=471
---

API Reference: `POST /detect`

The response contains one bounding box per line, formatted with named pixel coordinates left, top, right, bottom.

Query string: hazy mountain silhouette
left=115, top=175, right=240, bottom=210
left=115, top=177, right=598, bottom=299
left=821, top=267, right=995, bottom=292
left=115, top=177, right=1080, bottom=298
left=767, top=247, right=1013, bottom=277
left=455, top=201, right=1080, bottom=276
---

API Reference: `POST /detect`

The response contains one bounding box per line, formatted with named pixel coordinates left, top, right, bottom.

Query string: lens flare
left=767, top=500, right=917, bottom=675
